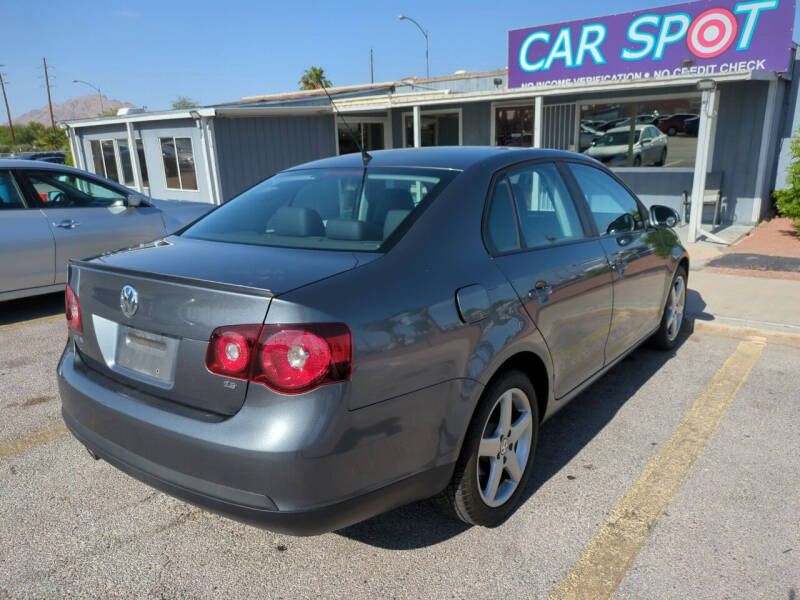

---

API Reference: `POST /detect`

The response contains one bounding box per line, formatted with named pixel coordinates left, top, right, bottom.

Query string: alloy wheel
left=665, top=275, right=686, bottom=341
left=476, top=387, right=533, bottom=508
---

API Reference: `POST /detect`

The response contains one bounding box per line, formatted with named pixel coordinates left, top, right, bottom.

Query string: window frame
left=559, top=160, right=651, bottom=239
left=481, top=158, right=594, bottom=258
left=160, top=135, right=199, bottom=192
left=401, top=108, right=463, bottom=148
left=490, top=100, right=536, bottom=147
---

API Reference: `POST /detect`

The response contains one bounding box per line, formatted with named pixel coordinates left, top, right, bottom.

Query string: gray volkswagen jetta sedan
left=57, top=147, right=688, bottom=535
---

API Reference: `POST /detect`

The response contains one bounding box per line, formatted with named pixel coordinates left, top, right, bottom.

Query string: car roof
left=607, top=124, right=652, bottom=133
left=0, top=158, right=77, bottom=170
left=285, top=146, right=581, bottom=172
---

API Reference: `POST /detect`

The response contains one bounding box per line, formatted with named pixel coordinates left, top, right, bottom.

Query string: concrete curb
left=689, top=317, right=800, bottom=345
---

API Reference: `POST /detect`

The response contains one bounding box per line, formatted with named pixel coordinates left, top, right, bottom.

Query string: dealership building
left=63, top=0, right=798, bottom=242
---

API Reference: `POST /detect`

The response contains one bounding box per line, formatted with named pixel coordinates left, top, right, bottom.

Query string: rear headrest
left=326, top=219, right=382, bottom=241
left=269, top=206, right=325, bottom=237
left=383, top=209, right=411, bottom=239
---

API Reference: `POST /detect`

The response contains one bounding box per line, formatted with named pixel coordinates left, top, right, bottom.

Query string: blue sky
left=4, top=0, right=800, bottom=117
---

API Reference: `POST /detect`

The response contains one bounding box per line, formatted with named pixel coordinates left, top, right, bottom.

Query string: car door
left=565, top=162, right=671, bottom=363
left=0, top=169, right=55, bottom=294
left=485, top=160, right=614, bottom=399
left=20, top=169, right=166, bottom=284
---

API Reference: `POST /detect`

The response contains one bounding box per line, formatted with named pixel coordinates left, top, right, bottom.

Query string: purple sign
left=508, top=0, right=795, bottom=88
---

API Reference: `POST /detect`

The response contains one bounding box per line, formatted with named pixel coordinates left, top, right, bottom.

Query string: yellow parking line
left=550, top=336, right=766, bottom=600
left=0, top=423, right=69, bottom=460
left=0, top=314, right=63, bottom=332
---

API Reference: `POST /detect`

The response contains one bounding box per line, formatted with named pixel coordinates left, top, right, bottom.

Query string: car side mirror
left=650, top=204, right=680, bottom=228
left=126, top=194, right=148, bottom=208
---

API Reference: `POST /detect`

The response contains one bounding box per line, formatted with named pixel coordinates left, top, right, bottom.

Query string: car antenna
left=320, top=83, right=372, bottom=168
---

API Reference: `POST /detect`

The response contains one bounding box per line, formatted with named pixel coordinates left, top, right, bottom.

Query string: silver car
left=0, top=159, right=212, bottom=301
left=584, top=124, right=668, bottom=167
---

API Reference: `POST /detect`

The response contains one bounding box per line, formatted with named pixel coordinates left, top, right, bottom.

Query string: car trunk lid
left=69, top=237, right=367, bottom=415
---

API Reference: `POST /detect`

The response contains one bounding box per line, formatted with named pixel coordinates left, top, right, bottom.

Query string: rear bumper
left=57, top=343, right=467, bottom=535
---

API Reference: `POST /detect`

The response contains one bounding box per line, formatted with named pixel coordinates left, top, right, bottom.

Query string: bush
left=774, top=132, right=800, bottom=232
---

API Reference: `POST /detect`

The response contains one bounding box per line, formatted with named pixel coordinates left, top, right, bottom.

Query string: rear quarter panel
left=270, top=165, right=554, bottom=460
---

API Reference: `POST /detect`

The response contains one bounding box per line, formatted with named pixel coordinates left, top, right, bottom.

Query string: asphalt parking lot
left=1, top=293, right=798, bottom=599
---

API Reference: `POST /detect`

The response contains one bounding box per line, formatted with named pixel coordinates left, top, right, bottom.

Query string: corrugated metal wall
left=213, top=114, right=336, bottom=201
left=711, top=81, right=768, bottom=224
left=542, top=103, right=576, bottom=150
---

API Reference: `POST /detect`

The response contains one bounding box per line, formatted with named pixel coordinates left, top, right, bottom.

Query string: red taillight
left=205, top=323, right=351, bottom=394
left=65, top=284, right=83, bottom=334
left=205, top=325, right=260, bottom=378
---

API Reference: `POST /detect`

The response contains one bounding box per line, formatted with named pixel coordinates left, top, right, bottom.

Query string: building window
left=494, top=105, right=534, bottom=147
left=160, top=136, right=198, bottom=191
left=117, top=140, right=134, bottom=186
left=136, top=140, right=149, bottom=188
left=89, top=138, right=147, bottom=187
left=404, top=112, right=460, bottom=147
left=337, top=122, right=385, bottom=155
left=580, top=97, right=701, bottom=168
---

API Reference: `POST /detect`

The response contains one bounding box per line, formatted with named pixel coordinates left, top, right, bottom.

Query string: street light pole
left=398, top=15, right=429, bottom=79
left=73, top=79, right=103, bottom=114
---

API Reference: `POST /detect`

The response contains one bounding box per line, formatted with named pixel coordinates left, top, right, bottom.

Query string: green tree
left=298, top=67, right=332, bottom=90
left=773, top=130, right=800, bottom=233
left=172, top=96, right=200, bottom=109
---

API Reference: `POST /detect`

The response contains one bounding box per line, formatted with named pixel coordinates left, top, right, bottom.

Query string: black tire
left=434, top=370, right=539, bottom=527
left=633, top=155, right=642, bottom=167
left=651, top=266, right=687, bottom=350
left=656, top=148, right=667, bottom=167
left=667, top=127, right=677, bottom=136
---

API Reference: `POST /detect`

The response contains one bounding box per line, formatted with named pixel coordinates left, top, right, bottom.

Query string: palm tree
left=299, top=67, right=332, bottom=90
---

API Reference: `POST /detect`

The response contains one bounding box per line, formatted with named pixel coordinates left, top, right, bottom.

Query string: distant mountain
left=13, top=95, right=135, bottom=125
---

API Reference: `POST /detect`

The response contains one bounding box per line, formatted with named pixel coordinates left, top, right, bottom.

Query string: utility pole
left=43, top=57, right=56, bottom=133
left=370, top=48, right=374, bottom=83
left=0, top=68, right=16, bottom=149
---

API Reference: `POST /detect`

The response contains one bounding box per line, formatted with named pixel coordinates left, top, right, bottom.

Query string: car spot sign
left=508, top=0, right=795, bottom=88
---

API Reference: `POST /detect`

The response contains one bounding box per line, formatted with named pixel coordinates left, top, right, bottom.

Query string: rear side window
left=485, top=178, right=520, bottom=254
left=507, top=162, right=584, bottom=248
left=567, top=163, right=644, bottom=235
left=182, top=167, right=457, bottom=252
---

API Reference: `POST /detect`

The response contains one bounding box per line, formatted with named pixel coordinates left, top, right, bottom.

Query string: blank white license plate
left=115, top=325, right=179, bottom=385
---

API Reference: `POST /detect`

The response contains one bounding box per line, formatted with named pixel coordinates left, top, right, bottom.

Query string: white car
left=584, top=124, right=668, bottom=167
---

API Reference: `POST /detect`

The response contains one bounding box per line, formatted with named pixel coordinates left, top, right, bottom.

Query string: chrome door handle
left=54, top=219, right=80, bottom=229
left=528, top=280, right=553, bottom=304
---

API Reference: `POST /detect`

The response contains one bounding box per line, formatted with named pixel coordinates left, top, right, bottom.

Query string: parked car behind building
left=584, top=125, right=668, bottom=167
left=657, top=113, right=698, bottom=136
left=0, top=160, right=212, bottom=301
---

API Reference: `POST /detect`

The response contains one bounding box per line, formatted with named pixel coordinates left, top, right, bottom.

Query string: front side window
left=27, top=171, right=126, bottom=208
left=0, top=171, right=26, bottom=209
left=183, top=167, right=457, bottom=252
left=507, top=162, right=584, bottom=248
left=568, top=163, right=644, bottom=235
left=160, top=137, right=198, bottom=191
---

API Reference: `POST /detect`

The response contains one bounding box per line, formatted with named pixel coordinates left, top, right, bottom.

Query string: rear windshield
left=182, top=167, right=458, bottom=251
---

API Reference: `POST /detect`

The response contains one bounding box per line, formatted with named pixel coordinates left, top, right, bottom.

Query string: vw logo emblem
left=120, top=285, right=139, bottom=318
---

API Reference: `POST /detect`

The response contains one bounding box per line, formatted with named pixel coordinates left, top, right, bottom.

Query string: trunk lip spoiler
left=68, top=259, right=275, bottom=299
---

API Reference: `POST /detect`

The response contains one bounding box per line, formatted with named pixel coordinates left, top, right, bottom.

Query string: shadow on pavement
left=337, top=329, right=691, bottom=549
left=0, top=292, right=64, bottom=326
left=686, top=288, right=712, bottom=322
